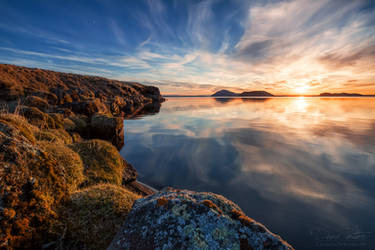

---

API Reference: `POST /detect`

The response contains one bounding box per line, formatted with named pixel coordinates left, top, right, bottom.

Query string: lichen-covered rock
left=109, top=188, right=294, bottom=250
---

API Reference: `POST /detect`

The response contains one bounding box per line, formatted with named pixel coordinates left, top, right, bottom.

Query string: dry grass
left=0, top=113, right=37, bottom=143
left=35, top=128, right=73, bottom=144
left=62, top=117, right=76, bottom=131
left=24, top=95, right=49, bottom=111
left=20, top=106, right=57, bottom=129
left=69, top=140, right=125, bottom=186
left=61, top=184, right=140, bottom=250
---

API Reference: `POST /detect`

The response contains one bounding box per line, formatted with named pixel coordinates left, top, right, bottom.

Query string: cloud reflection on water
left=121, top=97, right=375, bottom=249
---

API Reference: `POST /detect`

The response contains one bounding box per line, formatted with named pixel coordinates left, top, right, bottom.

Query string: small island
left=319, top=92, right=363, bottom=96
left=212, top=89, right=274, bottom=97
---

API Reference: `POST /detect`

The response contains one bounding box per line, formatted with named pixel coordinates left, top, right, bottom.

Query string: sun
left=294, top=84, right=309, bottom=95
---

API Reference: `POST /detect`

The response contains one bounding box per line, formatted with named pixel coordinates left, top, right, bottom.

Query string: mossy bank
left=0, top=64, right=163, bottom=249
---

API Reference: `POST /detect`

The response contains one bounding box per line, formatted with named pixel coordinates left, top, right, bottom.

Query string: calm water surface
left=120, top=97, right=375, bottom=249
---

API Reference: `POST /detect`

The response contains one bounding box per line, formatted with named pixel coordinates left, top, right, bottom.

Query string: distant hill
left=211, top=89, right=238, bottom=96
left=319, top=92, right=363, bottom=96
left=212, top=90, right=273, bottom=97
left=239, top=91, right=274, bottom=97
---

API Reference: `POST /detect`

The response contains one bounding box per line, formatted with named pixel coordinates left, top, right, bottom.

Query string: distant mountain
left=239, top=91, right=274, bottom=97
left=211, top=89, right=238, bottom=96
left=319, top=92, right=363, bottom=96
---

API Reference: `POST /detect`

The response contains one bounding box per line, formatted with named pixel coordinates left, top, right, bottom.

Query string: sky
left=0, top=0, right=375, bottom=95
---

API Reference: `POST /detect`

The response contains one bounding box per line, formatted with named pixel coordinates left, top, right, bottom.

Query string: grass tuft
left=38, top=141, right=85, bottom=193
left=69, top=139, right=125, bottom=186
left=61, top=184, right=140, bottom=249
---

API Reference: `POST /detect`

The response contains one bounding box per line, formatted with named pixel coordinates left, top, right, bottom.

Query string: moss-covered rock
left=0, top=117, right=71, bottom=248
left=61, top=184, right=140, bottom=249
left=69, top=140, right=125, bottom=186
left=38, top=141, right=85, bottom=193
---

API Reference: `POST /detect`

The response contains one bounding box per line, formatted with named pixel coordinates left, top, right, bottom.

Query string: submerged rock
left=109, top=188, right=293, bottom=250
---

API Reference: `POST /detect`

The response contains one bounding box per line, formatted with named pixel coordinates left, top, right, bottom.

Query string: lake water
left=120, top=97, right=375, bottom=250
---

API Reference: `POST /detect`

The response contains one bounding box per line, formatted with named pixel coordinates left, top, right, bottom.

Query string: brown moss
left=201, top=199, right=223, bottom=214
left=157, top=197, right=169, bottom=207
left=0, top=116, right=75, bottom=248
left=61, top=184, right=140, bottom=250
left=68, top=139, right=125, bottom=186
left=0, top=151, right=70, bottom=248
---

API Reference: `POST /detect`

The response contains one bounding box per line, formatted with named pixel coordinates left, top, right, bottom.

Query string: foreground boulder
left=109, top=188, right=293, bottom=250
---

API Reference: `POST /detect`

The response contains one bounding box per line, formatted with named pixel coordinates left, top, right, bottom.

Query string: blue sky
left=1, top=0, right=375, bottom=94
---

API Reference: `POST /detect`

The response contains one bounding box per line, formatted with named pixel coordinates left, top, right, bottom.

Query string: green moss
left=69, top=139, right=125, bottom=186
left=38, top=141, right=85, bottom=193
left=61, top=184, right=140, bottom=249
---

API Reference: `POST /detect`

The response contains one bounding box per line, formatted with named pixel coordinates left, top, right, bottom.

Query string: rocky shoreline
left=0, top=64, right=292, bottom=249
